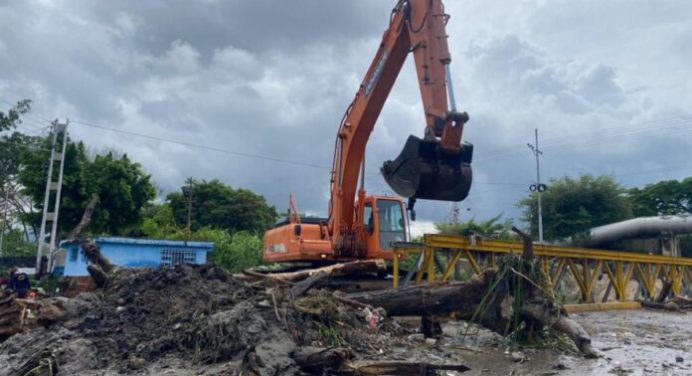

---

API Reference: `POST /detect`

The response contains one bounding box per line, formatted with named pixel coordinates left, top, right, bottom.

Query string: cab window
left=377, top=199, right=406, bottom=249
left=364, top=204, right=373, bottom=234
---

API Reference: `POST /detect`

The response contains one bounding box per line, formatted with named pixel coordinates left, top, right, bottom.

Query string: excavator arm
left=328, top=0, right=473, bottom=251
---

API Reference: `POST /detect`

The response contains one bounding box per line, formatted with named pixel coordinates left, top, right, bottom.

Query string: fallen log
left=290, top=271, right=329, bottom=300
left=267, top=259, right=387, bottom=283
left=655, top=279, right=672, bottom=303
left=342, top=360, right=470, bottom=375
left=87, top=264, right=109, bottom=288
left=522, top=300, right=598, bottom=357
left=347, top=270, right=520, bottom=335
left=292, top=346, right=352, bottom=372
left=346, top=270, right=496, bottom=317
left=82, top=240, right=114, bottom=274
left=641, top=296, right=692, bottom=311
left=347, top=229, right=600, bottom=358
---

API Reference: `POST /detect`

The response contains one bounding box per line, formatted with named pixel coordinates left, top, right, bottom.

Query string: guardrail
left=392, top=234, right=692, bottom=303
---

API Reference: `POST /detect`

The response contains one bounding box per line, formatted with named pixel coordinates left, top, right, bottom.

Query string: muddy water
left=438, top=310, right=690, bottom=376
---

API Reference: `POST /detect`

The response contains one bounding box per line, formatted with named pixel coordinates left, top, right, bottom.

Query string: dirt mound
left=0, top=264, right=427, bottom=375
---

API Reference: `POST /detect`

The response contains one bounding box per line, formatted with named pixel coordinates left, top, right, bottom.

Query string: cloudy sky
left=1, top=0, right=691, bottom=232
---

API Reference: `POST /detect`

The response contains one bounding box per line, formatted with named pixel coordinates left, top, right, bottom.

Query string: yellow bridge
left=393, top=234, right=692, bottom=304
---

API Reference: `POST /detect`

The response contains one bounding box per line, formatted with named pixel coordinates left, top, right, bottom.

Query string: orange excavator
left=263, top=0, right=473, bottom=263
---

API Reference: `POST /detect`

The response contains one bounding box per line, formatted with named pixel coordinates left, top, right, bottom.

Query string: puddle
left=439, top=310, right=690, bottom=376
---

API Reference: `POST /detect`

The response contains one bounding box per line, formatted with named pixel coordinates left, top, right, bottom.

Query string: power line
left=475, top=115, right=692, bottom=163
left=70, top=119, right=332, bottom=170
left=4, top=98, right=692, bottom=186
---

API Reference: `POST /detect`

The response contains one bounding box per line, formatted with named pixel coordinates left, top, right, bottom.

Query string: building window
left=161, top=248, right=196, bottom=265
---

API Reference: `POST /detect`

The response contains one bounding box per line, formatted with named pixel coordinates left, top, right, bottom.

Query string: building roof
left=60, top=236, right=214, bottom=249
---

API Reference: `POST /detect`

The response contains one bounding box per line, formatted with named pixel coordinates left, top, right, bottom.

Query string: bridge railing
left=392, top=234, right=692, bottom=303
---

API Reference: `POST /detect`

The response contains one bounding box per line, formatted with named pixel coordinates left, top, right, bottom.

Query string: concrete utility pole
left=185, top=178, right=194, bottom=241
left=36, top=120, right=69, bottom=272
left=527, top=128, right=544, bottom=243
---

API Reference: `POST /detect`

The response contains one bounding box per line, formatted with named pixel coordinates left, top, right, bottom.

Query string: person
left=37, top=256, right=48, bottom=280
left=7, top=267, right=31, bottom=298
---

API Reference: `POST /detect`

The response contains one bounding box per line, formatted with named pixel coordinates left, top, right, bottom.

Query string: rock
left=552, top=362, right=569, bottom=370
left=424, top=338, right=437, bottom=346
left=128, top=355, right=146, bottom=370
left=510, top=351, right=525, bottom=362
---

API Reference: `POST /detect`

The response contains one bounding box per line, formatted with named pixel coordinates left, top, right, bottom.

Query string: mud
left=437, top=310, right=690, bottom=376
left=0, top=264, right=689, bottom=375
left=0, top=264, right=452, bottom=375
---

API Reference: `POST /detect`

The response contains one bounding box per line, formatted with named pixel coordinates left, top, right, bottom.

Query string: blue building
left=56, top=237, right=214, bottom=277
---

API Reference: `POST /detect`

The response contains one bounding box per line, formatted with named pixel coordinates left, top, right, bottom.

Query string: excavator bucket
left=381, top=135, right=473, bottom=202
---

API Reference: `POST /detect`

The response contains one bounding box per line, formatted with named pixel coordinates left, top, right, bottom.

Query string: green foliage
left=628, top=178, right=692, bottom=216
left=87, top=153, right=157, bottom=234
left=19, top=138, right=156, bottom=236
left=435, top=214, right=516, bottom=240
left=167, top=179, right=277, bottom=234
left=0, top=132, right=35, bottom=184
left=139, top=203, right=179, bottom=239
left=207, top=231, right=263, bottom=273
left=0, top=99, right=31, bottom=132
left=518, top=174, right=632, bottom=240
left=0, top=228, right=35, bottom=256
left=138, top=207, right=264, bottom=272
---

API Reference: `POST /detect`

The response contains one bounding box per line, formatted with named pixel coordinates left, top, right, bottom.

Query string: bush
left=206, top=231, right=263, bottom=273
left=0, top=228, right=35, bottom=257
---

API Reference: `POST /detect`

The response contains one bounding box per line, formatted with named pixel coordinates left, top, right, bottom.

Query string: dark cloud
left=1, top=0, right=691, bottom=227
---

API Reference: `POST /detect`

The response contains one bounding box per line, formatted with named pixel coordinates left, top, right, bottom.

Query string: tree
left=19, top=138, right=156, bottom=236
left=137, top=202, right=183, bottom=239
left=628, top=178, right=692, bottom=216
left=1, top=100, right=34, bottom=249
left=435, top=214, right=516, bottom=240
left=167, top=179, right=277, bottom=234
left=0, top=99, right=31, bottom=132
left=86, top=152, right=157, bottom=234
left=518, top=174, right=632, bottom=240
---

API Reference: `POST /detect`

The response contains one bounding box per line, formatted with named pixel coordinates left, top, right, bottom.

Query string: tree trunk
left=346, top=270, right=496, bottom=317
left=262, top=260, right=387, bottom=283
left=87, top=264, right=109, bottom=288
left=82, top=240, right=113, bottom=274
left=67, top=194, right=99, bottom=240
left=292, top=347, right=352, bottom=372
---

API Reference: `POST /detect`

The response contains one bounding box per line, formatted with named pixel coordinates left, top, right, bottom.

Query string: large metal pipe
left=584, top=215, right=692, bottom=246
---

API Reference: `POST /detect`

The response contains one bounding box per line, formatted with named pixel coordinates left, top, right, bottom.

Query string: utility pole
left=0, top=183, right=10, bottom=256
left=36, top=120, right=69, bottom=273
left=527, top=128, right=544, bottom=243
left=184, top=178, right=194, bottom=241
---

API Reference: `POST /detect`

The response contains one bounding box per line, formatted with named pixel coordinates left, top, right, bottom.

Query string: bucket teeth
left=381, top=135, right=473, bottom=202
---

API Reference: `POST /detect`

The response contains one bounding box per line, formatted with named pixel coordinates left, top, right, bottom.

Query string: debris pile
left=0, top=264, right=468, bottom=375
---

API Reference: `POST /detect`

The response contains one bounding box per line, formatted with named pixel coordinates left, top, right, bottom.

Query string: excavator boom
left=263, top=0, right=472, bottom=263
left=329, top=0, right=473, bottom=240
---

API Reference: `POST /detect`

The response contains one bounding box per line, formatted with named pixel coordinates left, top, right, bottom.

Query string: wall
left=61, top=239, right=210, bottom=277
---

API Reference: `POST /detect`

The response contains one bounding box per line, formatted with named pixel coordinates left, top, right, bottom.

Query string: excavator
left=263, top=0, right=473, bottom=263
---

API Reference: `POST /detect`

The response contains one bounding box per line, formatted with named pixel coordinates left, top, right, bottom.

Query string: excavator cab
left=381, top=135, right=473, bottom=202
left=361, top=196, right=407, bottom=258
